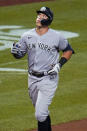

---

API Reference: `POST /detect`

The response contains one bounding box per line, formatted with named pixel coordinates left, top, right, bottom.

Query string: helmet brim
left=36, top=10, right=49, bottom=18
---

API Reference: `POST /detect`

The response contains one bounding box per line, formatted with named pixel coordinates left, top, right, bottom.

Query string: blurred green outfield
left=0, top=0, right=87, bottom=130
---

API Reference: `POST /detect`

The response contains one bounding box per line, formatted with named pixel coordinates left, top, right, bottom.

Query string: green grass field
left=0, top=0, right=87, bottom=130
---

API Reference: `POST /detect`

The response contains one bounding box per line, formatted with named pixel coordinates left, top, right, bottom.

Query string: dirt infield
left=0, top=0, right=53, bottom=6
left=28, top=119, right=87, bottom=131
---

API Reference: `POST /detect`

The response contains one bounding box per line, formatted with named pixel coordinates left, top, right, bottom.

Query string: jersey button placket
left=33, top=37, right=40, bottom=70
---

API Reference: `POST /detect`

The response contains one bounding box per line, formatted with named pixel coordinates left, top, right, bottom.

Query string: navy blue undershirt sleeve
left=62, top=43, right=75, bottom=54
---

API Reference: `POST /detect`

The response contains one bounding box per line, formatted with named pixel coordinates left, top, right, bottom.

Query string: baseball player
left=11, top=7, right=74, bottom=131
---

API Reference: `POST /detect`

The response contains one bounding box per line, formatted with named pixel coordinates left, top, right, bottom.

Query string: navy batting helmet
left=36, top=7, right=53, bottom=26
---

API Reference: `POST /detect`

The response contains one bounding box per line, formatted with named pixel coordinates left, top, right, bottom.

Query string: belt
left=29, top=70, right=48, bottom=78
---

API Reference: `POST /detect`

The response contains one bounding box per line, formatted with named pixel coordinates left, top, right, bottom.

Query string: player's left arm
left=48, top=37, right=75, bottom=75
left=59, top=43, right=75, bottom=68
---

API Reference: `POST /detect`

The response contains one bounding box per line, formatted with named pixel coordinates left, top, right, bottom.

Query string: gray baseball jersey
left=17, top=28, right=68, bottom=72
left=15, top=28, right=69, bottom=122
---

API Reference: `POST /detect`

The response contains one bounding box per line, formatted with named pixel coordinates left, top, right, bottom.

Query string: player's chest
left=26, top=36, right=59, bottom=53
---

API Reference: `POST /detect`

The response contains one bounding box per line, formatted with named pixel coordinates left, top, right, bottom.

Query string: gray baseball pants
left=28, top=74, right=59, bottom=122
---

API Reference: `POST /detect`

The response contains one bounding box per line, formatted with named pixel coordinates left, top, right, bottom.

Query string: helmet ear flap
left=41, top=18, right=52, bottom=26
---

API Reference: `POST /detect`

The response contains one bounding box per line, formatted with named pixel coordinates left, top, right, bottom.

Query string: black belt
left=29, top=70, right=48, bottom=78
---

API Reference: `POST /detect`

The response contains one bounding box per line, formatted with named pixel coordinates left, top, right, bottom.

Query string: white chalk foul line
left=0, top=68, right=27, bottom=72
left=0, top=59, right=27, bottom=66
left=0, top=72, right=27, bottom=75
left=0, top=36, right=19, bottom=41
left=0, top=25, right=22, bottom=30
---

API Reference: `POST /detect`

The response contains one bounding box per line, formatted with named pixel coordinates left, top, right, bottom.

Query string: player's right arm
left=11, top=35, right=27, bottom=59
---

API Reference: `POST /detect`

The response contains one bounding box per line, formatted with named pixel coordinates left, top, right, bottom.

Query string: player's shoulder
left=49, top=28, right=66, bottom=40
left=49, top=28, right=63, bottom=37
left=21, top=28, right=35, bottom=37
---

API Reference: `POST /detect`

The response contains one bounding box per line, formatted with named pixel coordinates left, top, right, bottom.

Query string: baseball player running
left=11, top=7, right=74, bottom=131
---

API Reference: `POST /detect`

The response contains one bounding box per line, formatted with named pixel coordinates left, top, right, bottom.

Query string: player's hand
left=11, top=42, right=26, bottom=59
left=48, top=63, right=61, bottom=75
left=11, top=42, right=20, bottom=54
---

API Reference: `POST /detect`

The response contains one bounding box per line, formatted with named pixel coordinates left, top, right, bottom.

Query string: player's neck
left=35, top=26, right=49, bottom=36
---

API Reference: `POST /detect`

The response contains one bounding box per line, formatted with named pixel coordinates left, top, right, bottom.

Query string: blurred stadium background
left=0, top=0, right=53, bottom=6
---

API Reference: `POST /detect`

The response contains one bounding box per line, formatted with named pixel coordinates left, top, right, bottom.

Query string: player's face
left=36, top=13, right=48, bottom=27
